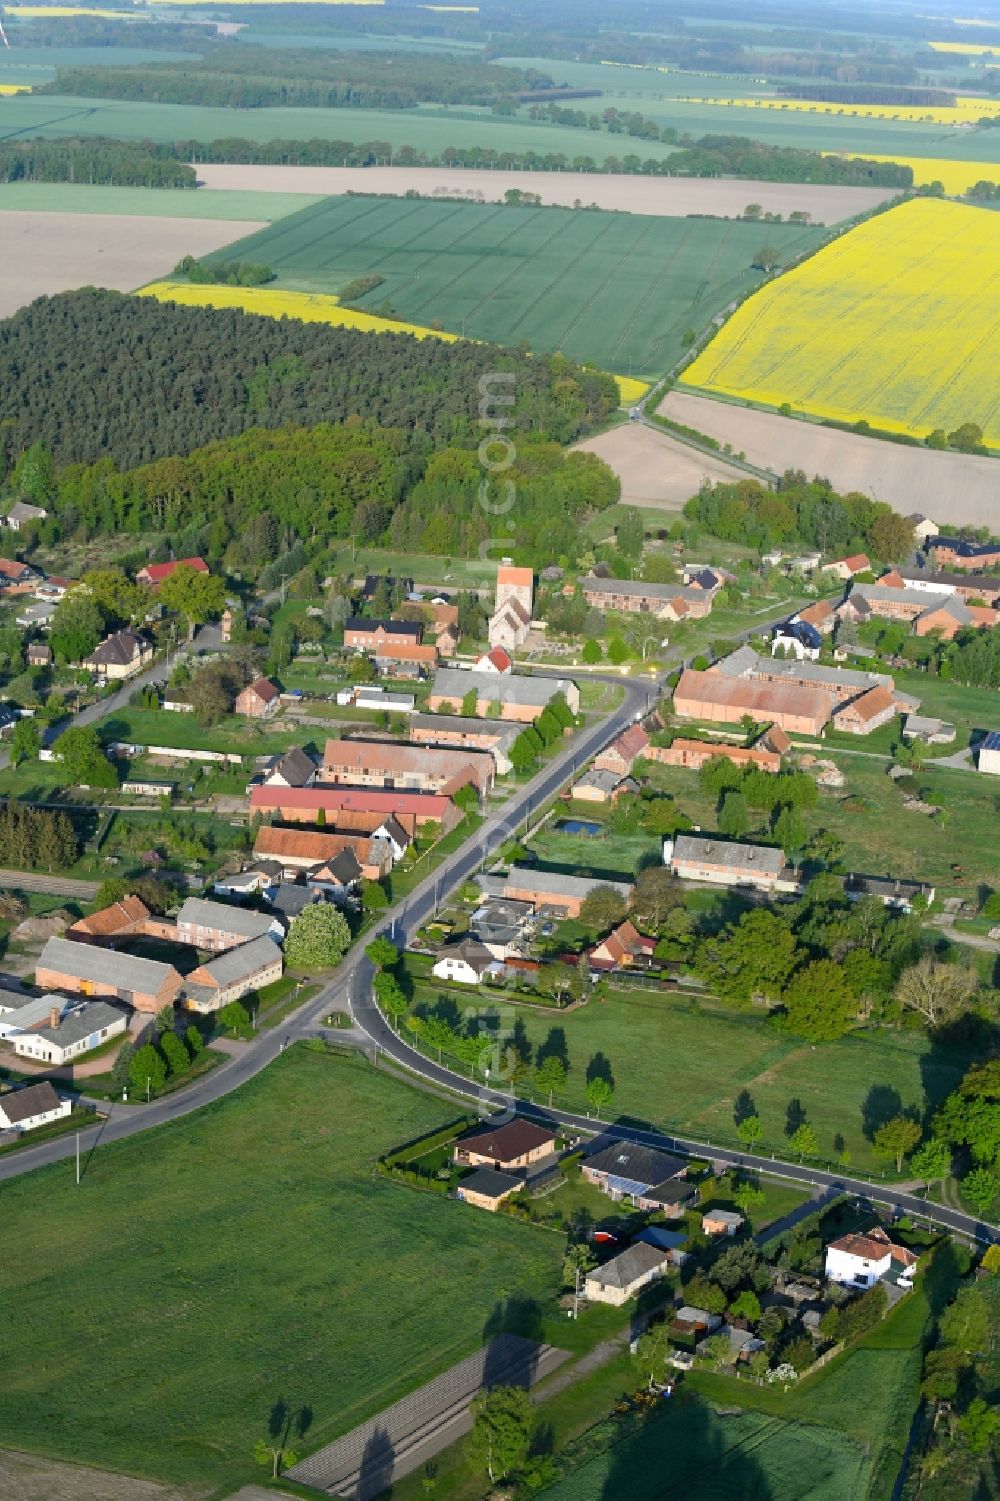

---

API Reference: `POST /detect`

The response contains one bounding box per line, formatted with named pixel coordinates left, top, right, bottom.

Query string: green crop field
left=410, top=979, right=973, bottom=1174
left=0, top=44, right=198, bottom=86
left=0, top=91, right=681, bottom=158
left=541, top=1403, right=872, bottom=1501
left=209, top=195, right=825, bottom=377
left=0, top=1048, right=561, bottom=1491
left=0, top=180, right=320, bottom=219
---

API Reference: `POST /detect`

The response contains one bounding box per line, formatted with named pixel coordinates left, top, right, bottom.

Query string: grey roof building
left=267, top=747, right=317, bottom=787
left=585, top=1242, right=670, bottom=1292
left=38, top=937, right=181, bottom=999
left=584, top=1140, right=686, bottom=1190
left=176, top=898, right=279, bottom=943
left=24, top=1000, right=126, bottom=1051
left=186, top=936, right=283, bottom=1005
left=671, top=834, right=785, bottom=878
left=0, top=1081, right=64, bottom=1126
left=498, top=867, right=633, bottom=901
left=430, top=669, right=575, bottom=710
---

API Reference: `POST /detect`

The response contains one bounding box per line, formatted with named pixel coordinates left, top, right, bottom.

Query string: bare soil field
left=573, top=422, right=747, bottom=509
left=659, top=391, right=1000, bottom=527
left=0, top=211, right=264, bottom=319
left=0, top=1448, right=206, bottom=1501
left=193, top=163, right=895, bottom=223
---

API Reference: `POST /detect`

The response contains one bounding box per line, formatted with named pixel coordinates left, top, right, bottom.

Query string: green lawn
left=412, top=982, right=973, bottom=1174
left=0, top=181, right=322, bottom=220
left=0, top=1047, right=562, bottom=1492
left=208, top=195, right=825, bottom=378
left=94, top=706, right=314, bottom=759
left=529, top=822, right=661, bottom=880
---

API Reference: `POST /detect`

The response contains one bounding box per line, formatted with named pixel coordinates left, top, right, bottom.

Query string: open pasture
left=0, top=180, right=319, bottom=218
left=194, top=161, right=896, bottom=222
left=0, top=1048, right=560, bottom=1491
left=207, top=194, right=824, bottom=377
left=680, top=197, right=1000, bottom=445
left=0, top=208, right=264, bottom=318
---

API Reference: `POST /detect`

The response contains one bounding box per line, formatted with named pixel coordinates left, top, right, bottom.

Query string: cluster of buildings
left=672, top=646, right=916, bottom=739
left=837, top=566, right=1000, bottom=642
left=580, top=565, right=723, bottom=624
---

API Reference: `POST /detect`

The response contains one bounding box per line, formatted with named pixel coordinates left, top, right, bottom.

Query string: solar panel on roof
left=606, top=1174, right=652, bottom=1198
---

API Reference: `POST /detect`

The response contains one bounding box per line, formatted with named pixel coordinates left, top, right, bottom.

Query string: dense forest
left=40, top=48, right=549, bottom=110
left=684, top=473, right=919, bottom=560
left=25, top=424, right=618, bottom=569
left=0, top=138, right=196, bottom=189
left=0, top=291, right=618, bottom=471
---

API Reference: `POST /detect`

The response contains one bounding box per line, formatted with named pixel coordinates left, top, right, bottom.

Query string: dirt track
left=661, top=391, right=1000, bottom=527
left=193, top=163, right=894, bottom=222
left=573, top=422, right=747, bottom=509
left=0, top=211, right=264, bottom=319
left=0, top=1449, right=205, bottom=1501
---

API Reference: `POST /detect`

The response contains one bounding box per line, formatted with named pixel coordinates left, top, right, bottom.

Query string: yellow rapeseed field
left=929, top=40, right=1000, bottom=55
left=676, top=94, right=1000, bottom=122
left=137, top=281, right=646, bottom=405
left=0, top=83, right=30, bottom=93
left=823, top=152, right=1000, bottom=195
left=680, top=197, right=1000, bottom=445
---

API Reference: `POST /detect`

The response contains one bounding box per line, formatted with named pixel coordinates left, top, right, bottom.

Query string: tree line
left=0, top=802, right=78, bottom=871
left=776, top=84, right=954, bottom=106
left=0, top=290, right=617, bottom=472
left=40, top=48, right=546, bottom=111
left=0, top=138, right=196, bottom=189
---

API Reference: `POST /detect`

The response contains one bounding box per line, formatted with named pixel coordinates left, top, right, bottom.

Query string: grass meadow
left=0, top=180, right=320, bottom=219
left=207, top=195, right=824, bottom=377
left=0, top=1047, right=562, bottom=1492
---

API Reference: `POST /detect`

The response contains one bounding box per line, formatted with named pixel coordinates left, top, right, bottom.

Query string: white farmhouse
left=824, top=1227, right=917, bottom=1290
left=0, top=1081, right=71, bottom=1132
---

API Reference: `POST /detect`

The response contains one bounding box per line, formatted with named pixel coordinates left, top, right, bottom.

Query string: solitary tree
left=586, top=1075, right=614, bottom=1119
left=9, top=717, right=40, bottom=766
left=285, top=903, right=352, bottom=969
left=535, top=1053, right=567, bottom=1106
left=788, top=1122, right=818, bottom=1158
left=365, top=937, right=399, bottom=971
left=737, top=1114, right=764, bottom=1150
left=910, top=1137, right=951, bottom=1188
left=253, top=1436, right=299, bottom=1481
left=469, top=1386, right=532, bottom=1484
left=873, top=1116, right=922, bottom=1173
left=633, top=1321, right=672, bottom=1388
left=895, top=957, right=978, bottom=1029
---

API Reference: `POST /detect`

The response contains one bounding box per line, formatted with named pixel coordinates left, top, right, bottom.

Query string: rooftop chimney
left=49, top=1006, right=60, bottom=1030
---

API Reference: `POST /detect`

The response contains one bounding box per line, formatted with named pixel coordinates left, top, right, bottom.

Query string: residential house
left=469, top=898, right=534, bottom=959
left=27, top=642, right=52, bottom=667
left=645, top=739, right=780, bottom=775
left=320, top=738, right=494, bottom=796
left=235, top=678, right=280, bottom=719
left=580, top=575, right=713, bottom=619
left=0, top=705, right=19, bottom=738
left=847, top=581, right=998, bottom=638
left=702, top=1209, right=744, bottom=1237
left=68, top=895, right=152, bottom=945
left=791, top=599, right=836, bottom=634
left=588, top=919, right=657, bottom=972
left=475, top=647, right=513, bottom=674
left=906, top=513, right=938, bottom=541
left=582, top=1141, right=687, bottom=1210
left=925, top=536, right=1000, bottom=571
left=15, top=601, right=56, bottom=630
left=264, top=748, right=317, bottom=788
left=666, top=834, right=800, bottom=894
left=253, top=825, right=392, bottom=880
left=0, top=1081, right=70, bottom=1133
left=36, top=938, right=182, bottom=1013
left=174, top=897, right=282, bottom=953
left=455, top=1166, right=522, bottom=1212
left=353, top=687, right=416, bottom=714
left=250, top=784, right=461, bottom=832
left=891, top=568, right=1000, bottom=606
left=913, top=598, right=999, bottom=639
left=772, top=620, right=822, bottom=660
left=696, top=1324, right=765, bottom=1365
left=359, top=574, right=413, bottom=604
left=488, top=564, right=534, bottom=652
left=308, top=848, right=365, bottom=897
left=0, top=558, right=39, bottom=593
left=431, top=937, right=503, bottom=985
left=824, top=1227, right=918, bottom=1289
left=570, top=768, right=637, bottom=803
left=213, top=868, right=272, bottom=899
left=184, top=935, right=283, bottom=1013
left=454, top=1119, right=555, bottom=1172
left=371, top=815, right=411, bottom=863
left=683, top=565, right=724, bottom=592
left=635, top=1226, right=690, bottom=1268
left=978, top=730, right=1000, bottom=775
left=831, top=684, right=897, bottom=735
left=844, top=874, right=934, bottom=913
left=0, top=992, right=70, bottom=1041
left=670, top=1306, right=723, bottom=1339
left=584, top=1243, right=671, bottom=1307
left=594, top=724, right=650, bottom=777
left=409, top=714, right=520, bottom=775
left=263, top=883, right=324, bottom=922
left=375, top=640, right=439, bottom=673
left=3, top=500, right=46, bottom=531
left=345, top=617, right=424, bottom=654
left=490, top=867, right=632, bottom=919
left=428, top=668, right=579, bottom=722
left=821, top=553, right=871, bottom=581
left=671, top=668, right=831, bottom=738
left=33, top=575, right=73, bottom=602
left=136, top=557, right=209, bottom=588
left=12, top=999, right=128, bottom=1066
left=714, top=646, right=898, bottom=712
left=84, top=630, right=152, bottom=681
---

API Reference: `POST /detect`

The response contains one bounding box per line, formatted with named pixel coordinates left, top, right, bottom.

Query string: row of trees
left=0, top=292, right=617, bottom=473
left=0, top=138, right=196, bottom=189
left=0, top=802, right=77, bottom=871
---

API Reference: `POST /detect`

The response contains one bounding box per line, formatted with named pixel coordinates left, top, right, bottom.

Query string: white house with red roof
left=820, top=553, right=871, bottom=582
left=475, top=647, right=513, bottom=675
left=825, top=1226, right=918, bottom=1289
left=136, top=557, right=210, bottom=588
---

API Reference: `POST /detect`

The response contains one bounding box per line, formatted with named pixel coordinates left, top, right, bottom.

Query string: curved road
left=3, top=670, right=995, bottom=1249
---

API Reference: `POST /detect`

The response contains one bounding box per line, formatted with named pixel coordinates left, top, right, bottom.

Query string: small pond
left=554, top=819, right=604, bottom=836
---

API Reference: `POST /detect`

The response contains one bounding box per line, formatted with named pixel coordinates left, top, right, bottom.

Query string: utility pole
left=75, top=1132, right=80, bottom=1186
left=573, top=1264, right=582, bottom=1320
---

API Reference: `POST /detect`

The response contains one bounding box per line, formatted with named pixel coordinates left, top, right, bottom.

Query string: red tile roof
left=250, top=786, right=454, bottom=818
left=485, top=647, right=513, bottom=672
left=140, top=558, right=209, bottom=585
left=246, top=677, right=280, bottom=704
